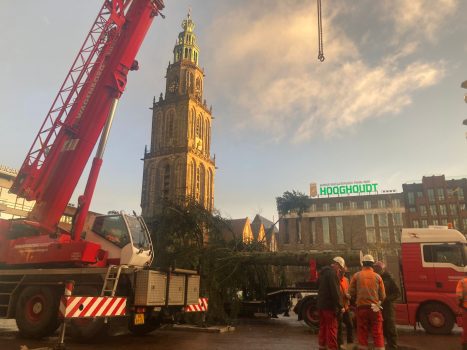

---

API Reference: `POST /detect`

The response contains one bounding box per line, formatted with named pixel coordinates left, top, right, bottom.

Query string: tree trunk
left=216, top=250, right=361, bottom=268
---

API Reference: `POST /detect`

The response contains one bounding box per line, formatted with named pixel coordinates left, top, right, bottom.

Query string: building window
left=437, top=188, right=445, bottom=201
left=336, top=202, right=343, bottom=211
left=413, top=220, right=419, bottom=228
left=310, top=204, right=317, bottom=212
left=454, top=219, right=459, bottom=229
left=366, top=228, right=376, bottom=243
left=336, top=217, right=344, bottom=244
left=459, top=188, right=465, bottom=201
left=393, top=213, right=402, bottom=226
left=364, top=200, right=372, bottom=209
left=463, top=218, right=467, bottom=229
left=378, top=199, right=386, bottom=208
left=417, top=191, right=424, bottom=198
left=449, top=204, right=457, bottom=216
left=432, top=219, right=439, bottom=225
left=349, top=201, right=357, bottom=209
left=365, top=214, right=374, bottom=227
left=323, top=203, right=330, bottom=211
left=380, top=228, right=390, bottom=243
left=421, top=219, right=428, bottom=228
left=419, top=205, right=427, bottom=216
left=439, top=204, right=447, bottom=216
left=309, top=219, right=316, bottom=244
left=461, top=204, right=466, bottom=211
left=296, top=219, right=302, bottom=244
left=392, top=199, right=401, bottom=207
left=429, top=205, right=437, bottom=216
left=441, top=219, right=448, bottom=225
left=322, top=217, right=330, bottom=244
left=408, top=192, right=415, bottom=205
left=394, top=228, right=401, bottom=243
left=427, top=189, right=435, bottom=203
left=378, top=213, right=388, bottom=226
left=409, top=207, right=416, bottom=213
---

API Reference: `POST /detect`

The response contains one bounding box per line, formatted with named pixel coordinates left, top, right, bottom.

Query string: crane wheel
left=301, top=297, right=320, bottom=330
left=68, top=285, right=109, bottom=342
left=15, top=286, right=60, bottom=339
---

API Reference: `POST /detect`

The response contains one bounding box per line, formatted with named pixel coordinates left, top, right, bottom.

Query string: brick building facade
left=278, top=193, right=405, bottom=261
left=403, top=175, right=467, bottom=234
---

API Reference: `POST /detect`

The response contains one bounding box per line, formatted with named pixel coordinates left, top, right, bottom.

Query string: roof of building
left=402, top=227, right=466, bottom=243
left=252, top=214, right=278, bottom=233
left=222, top=218, right=249, bottom=241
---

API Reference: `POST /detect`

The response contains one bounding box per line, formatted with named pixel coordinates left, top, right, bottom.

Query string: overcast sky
left=1, top=0, right=467, bottom=222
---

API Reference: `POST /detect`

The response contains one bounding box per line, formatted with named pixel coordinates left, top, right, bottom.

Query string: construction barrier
left=59, top=295, right=127, bottom=318
left=185, top=297, right=208, bottom=312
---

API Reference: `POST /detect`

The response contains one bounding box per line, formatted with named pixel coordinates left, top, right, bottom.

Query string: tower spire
left=173, top=10, right=199, bottom=65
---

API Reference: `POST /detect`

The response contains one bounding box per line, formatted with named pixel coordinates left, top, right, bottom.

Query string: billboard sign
left=312, top=180, right=379, bottom=197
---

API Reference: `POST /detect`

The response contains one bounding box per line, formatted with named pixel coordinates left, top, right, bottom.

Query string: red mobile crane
left=0, top=0, right=158, bottom=266
left=0, top=0, right=201, bottom=340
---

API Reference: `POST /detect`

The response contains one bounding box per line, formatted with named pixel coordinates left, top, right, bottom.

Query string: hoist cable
left=317, top=0, right=325, bottom=62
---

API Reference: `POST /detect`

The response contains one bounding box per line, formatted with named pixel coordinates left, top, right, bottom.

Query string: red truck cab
left=395, top=227, right=466, bottom=334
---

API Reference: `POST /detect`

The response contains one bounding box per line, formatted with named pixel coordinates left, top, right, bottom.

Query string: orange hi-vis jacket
left=340, top=276, right=350, bottom=310
left=349, top=267, right=386, bottom=307
left=456, top=277, right=467, bottom=308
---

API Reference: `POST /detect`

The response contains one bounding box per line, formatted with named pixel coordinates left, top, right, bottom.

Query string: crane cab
left=86, top=213, right=153, bottom=267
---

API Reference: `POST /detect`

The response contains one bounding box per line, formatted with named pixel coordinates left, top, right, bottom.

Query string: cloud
left=385, top=0, right=459, bottom=42
left=204, top=1, right=448, bottom=143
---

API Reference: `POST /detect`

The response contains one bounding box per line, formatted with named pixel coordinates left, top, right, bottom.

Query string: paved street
left=0, top=315, right=462, bottom=350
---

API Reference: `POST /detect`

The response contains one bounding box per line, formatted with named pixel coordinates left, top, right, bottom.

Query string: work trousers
left=382, top=303, right=397, bottom=350
left=356, top=306, right=385, bottom=350
left=463, top=308, right=467, bottom=347
left=318, top=309, right=338, bottom=350
left=337, top=310, right=354, bottom=346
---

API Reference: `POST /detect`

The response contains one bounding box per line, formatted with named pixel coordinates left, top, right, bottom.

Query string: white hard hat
left=362, top=254, right=375, bottom=263
left=333, top=256, right=346, bottom=269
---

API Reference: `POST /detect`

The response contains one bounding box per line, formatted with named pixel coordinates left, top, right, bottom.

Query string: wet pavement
left=0, top=316, right=462, bottom=350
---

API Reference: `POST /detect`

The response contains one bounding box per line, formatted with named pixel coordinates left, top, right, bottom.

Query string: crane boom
left=10, top=0, right=164, bottom=235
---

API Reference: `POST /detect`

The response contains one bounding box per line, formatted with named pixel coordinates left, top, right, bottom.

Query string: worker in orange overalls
left=456, top=266, right=467, bottom=350
left=337, top=267, right=354, bottom=349
left=349, top=254, right=386, bottom=350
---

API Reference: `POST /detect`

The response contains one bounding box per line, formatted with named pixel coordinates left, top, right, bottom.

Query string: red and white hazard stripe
left=185, top=297, right=208, bottom=312
left=59, top=296, right=127, bottom=318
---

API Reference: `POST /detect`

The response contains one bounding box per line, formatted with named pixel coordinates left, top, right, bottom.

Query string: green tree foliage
left=147, top=199, right=275, bottom=324
left=276, top=190, right=311, bottom=216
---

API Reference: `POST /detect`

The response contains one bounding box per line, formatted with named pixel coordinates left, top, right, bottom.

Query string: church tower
left=141, top=12, right=215, bottom=219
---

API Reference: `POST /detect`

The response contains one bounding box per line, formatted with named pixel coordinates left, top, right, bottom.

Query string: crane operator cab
left=87, top=213, right=153, bottom=267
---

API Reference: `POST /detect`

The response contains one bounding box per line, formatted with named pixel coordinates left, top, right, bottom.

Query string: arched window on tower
left=167, top=111, right=174, bottom=141
left=184, top=48, right=188, bottom=59
left=208, top=168, right=213, bottom=210
left=162, top=164, right=170, bottom=200
left=191, top=109, right=196, bottom=140
left=195, top=78, right=202, bottom=102
left=174, top=158, right=182, bottom=202
left=189, top=73, right=194, bottom=94
left=196, top=116, right=201, bottom=138
left=191, top=159, right=196, bottom=199
left=199, top=164, right=206, bottom=207
left=206, top=121, right=211, bottom=154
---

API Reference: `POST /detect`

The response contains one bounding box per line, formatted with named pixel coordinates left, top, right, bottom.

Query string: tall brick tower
left=141, top=12, right=215, bottom=219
